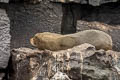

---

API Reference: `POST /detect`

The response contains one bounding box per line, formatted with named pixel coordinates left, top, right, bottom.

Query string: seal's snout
left=30, top=38, right=36, bottom=46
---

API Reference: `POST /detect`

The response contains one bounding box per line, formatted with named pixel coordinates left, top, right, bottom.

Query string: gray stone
left=9, top=48, right=51, bottom=80
left=7, top=0, right=62, bottom=49
left=51, top=0, right=119, bottom=6
left=9, top=44, right=120, bottom=80
left=0, top=9, right=11, bottom=69
left=50, top=71, right=71, bottom=80
left=0, top=0, right=9, bottom=3
left=89, top=0, right=118, bottom=6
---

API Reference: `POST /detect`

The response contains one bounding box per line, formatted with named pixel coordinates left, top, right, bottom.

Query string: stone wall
left=51, top=0, right=119, bottom=6
left=6, top=0, right=62, bottom=49
left=0, top=5, right=11, bottom=80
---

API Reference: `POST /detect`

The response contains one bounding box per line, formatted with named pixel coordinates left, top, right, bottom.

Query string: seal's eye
left=33, top=36, right=39, bottom=46
left=30, top=36, right=38, bottom=47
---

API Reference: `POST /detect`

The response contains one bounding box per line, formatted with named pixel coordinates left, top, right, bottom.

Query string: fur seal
left=30, top=30, right=112, bottom=51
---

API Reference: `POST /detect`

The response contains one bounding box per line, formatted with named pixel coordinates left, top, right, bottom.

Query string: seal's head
left=30, top=32, right=76, bottom=51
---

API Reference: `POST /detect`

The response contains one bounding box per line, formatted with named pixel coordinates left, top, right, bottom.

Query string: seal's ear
left=30, top=38, right=36, bottom=46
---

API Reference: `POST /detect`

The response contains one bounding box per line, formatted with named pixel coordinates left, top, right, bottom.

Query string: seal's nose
left=30, top=38, right=36, bottom=46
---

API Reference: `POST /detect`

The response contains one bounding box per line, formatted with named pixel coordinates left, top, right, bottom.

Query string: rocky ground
left=9, top=43, right=120, bottom=80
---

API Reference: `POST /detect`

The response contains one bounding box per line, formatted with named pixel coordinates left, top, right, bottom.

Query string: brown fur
left=30, top=30, right=112, bottom=51
left=30, top=32, right=76, bottom=51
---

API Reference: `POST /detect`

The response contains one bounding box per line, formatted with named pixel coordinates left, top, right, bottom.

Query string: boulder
left=0, top=9, right=11, bottom=69
left=0, top=0, right=9, bottom=3
left=50, top=0, right=119, bottom=6
left=9, top=43, right=120, bottom=80
left=7, top=0, right=62, bottom=49
left=0, top=8, right=10, bottom=80
left=50, top=71, right=71, bottom=80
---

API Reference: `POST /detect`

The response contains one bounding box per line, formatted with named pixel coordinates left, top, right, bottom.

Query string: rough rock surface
left=9, top=43, right=120, bottom=80
left=0, top=8, right=11, bottom=69
left=51, top=0, right=119, bottom=6
left=50, top=71, right=71, bottom=80
left=0, top=0, right=9, bottom=3
left=6, top=0, right=62, bottom=49
left=0, top=8, right=11, bottom=80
